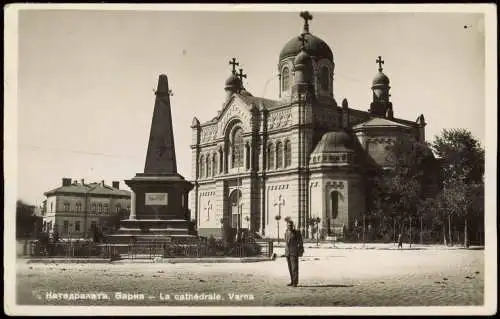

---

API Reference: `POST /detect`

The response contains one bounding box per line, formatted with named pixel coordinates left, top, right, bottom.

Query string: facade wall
left=189, top=90, right=424, bottom=240
left=42, top=192, right=130, bottom=238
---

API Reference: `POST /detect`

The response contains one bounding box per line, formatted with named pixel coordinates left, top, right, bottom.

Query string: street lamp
left=315, top=217, right=321, bottom=246
left=275, top=214, right=282, bottom=244
left=274, top=195, right=285, bottom=244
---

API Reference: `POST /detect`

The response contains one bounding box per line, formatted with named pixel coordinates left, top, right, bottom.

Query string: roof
left=352, top=117, right=412, bottom=130
left=44, top=182, right=131, bottom=197
left=237, top=94, right=281, bottom=111
left=311, top=131, right=355, bottom=154
left=279, top=32, right=333, bottom=61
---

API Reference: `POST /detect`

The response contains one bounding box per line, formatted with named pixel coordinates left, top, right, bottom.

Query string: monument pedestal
left=107, top=174, right=196, bottom=245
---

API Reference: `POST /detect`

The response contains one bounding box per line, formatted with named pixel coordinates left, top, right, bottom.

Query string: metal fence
left=25, top=240, right=119, bottom=259
left=24, top=237, right=273, bottom=260
left=127, top=239, right=274, bottom=259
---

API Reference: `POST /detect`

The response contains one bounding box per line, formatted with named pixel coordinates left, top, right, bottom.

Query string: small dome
left=225, top=73, right=242, bottom=89
left=312, top=131, right=354, bottom=154
left=372, top=71, right=390, bottom=86
left=280, top=33, right=333, bottom=62
left=294, top=49, right=313, bottom=67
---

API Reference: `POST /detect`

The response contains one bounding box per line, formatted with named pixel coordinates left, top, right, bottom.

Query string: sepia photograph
left=4, top=3, right=497, bottom=316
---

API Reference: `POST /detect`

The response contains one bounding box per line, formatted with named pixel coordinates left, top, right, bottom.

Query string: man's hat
left=287, top=220, right=294, bottom=225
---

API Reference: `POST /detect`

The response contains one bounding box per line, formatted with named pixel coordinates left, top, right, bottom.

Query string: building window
left=48, top=221, right=53, bottom=231
left=127, top=205, right=130, bottom=212
left=63, top=220, right=69, bottom=233
left=116, top=204, right=121, bottom=213
left=50, top=202, right=53, bottom=212
left=75, top=221, right=81, bottom=232
left=199, top=155, right=205, bottom=178
left=231, top=127, right=244, bottom=168
left=245, top=143, right=251, bottom=170
left=218, top=149, right=223, bottom=173
left=212, top=154, right=217, bottom=176
left=92, top=203, right=96, bottom=212
left=98, top=203, right=103, bottom=213
left=320, top=66, right=329, bottom=91
left=206, top=155, right=211, bottom=177
left=284, top=140, right=292, bottom=167
left=267, top=143, right=274, bottom=170
left=90, top=221, right=97, bottom=231
left=282, top=67, right=290, bottom=91
left=331, top=191, right=339, bottom=220
left=104, top=203, right=109, bottom=213
left=276, top=141, right=283, bottom=168
left=75, top=203, right=82, bottom=212
left=64, top=203, right=70, bottom=212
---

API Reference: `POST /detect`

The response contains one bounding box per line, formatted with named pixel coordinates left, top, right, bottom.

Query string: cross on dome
left=299, top=11, right=313, bottom=33
left=229, top=58, right=239, bottom=74
left=237, top=68, right=247, bottom=83
left=376, top=56, right=384, bottom=72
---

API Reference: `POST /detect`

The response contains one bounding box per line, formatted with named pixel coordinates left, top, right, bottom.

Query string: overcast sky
left=9, top=5, right=493, bottom=205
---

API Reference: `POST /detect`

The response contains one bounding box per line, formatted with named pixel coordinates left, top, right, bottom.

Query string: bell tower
left=369, top=56, right=393, bottom=117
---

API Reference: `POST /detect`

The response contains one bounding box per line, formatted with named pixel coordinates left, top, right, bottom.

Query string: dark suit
left=285, top=228, right=304, bottom=286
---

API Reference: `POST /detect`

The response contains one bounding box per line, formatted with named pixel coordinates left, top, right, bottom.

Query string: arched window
left=199, top=155, right=205, bottom=178
left=206, top=155, right=211, bottom=177
left=245, top=143, right=250, bottom=170
left=331, top=191, right=339, bottom=220
left=276, top=141, right=283, bottom=168
left=282, top=67, right=290, bottom=91
left=218, top=148, right=223, bottom=173
left=212, top=153, right=217, bottom=176
left=319, top=66, right=329, bottom=91
left=231, top=127, right=244, bottom=168
left=267, top=143, right=275, bottom=170
left=284, top=140, right=292, bottom=167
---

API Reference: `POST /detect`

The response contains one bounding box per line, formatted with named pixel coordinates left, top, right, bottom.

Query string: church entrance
left=228, top=189, right=242, bottom=232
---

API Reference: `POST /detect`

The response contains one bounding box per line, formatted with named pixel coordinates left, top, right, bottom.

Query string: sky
left=9, top=5, right=493, bottom=206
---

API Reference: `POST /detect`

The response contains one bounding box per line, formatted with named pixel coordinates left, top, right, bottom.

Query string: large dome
left=279, top=33, right=333, bottom=62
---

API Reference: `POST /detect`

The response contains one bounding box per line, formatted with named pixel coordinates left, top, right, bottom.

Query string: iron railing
left=26, top=240, right=119, bottom=259
left=127, top=239, right=273, bottom=259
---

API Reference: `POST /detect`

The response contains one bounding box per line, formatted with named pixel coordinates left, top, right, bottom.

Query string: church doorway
left=228, top=189, right=243, bottom=231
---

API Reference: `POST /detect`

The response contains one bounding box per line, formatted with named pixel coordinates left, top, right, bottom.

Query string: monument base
left=106, top=219, right=198, bottom=245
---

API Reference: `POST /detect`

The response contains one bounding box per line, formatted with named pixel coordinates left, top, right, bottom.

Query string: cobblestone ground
left=16, top=249, right=484, bottom=307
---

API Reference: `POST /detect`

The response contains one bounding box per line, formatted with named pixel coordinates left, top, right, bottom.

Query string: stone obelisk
left=109, top=74, right=194, bottom=243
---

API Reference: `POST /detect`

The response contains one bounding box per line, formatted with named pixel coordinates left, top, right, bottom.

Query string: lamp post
left=274, top=195, right=285, bottom=243
left=315, top=217, right=321, bottom=246
left=275, top=215, right=282, bottom=244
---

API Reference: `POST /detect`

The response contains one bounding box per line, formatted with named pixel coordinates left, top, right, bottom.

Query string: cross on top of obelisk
left=376, top=56, right=385, bottom=72
left=229, top=58, right=239, bottom=74
left=237, top=68, right=247, bottom=83
left=299, top=11, right=313, bottom=33
left=298, top=33, right=309, bottom=50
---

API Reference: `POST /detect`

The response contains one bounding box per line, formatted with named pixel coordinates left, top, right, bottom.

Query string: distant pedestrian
left=398, top=233, right=403, bottom=249
left=284, top=220, right=304, bottom=287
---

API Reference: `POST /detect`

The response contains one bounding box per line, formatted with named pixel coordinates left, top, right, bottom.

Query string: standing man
left=398, top=232, right=403, bottom=249
left=284, top=220, right=304, bottom=287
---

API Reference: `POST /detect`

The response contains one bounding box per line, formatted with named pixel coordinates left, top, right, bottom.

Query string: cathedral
left=189, top=12, right=428, bottom=239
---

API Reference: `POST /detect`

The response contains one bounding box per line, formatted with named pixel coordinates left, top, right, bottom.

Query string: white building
left=42, top=178, right=131, bottom=238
